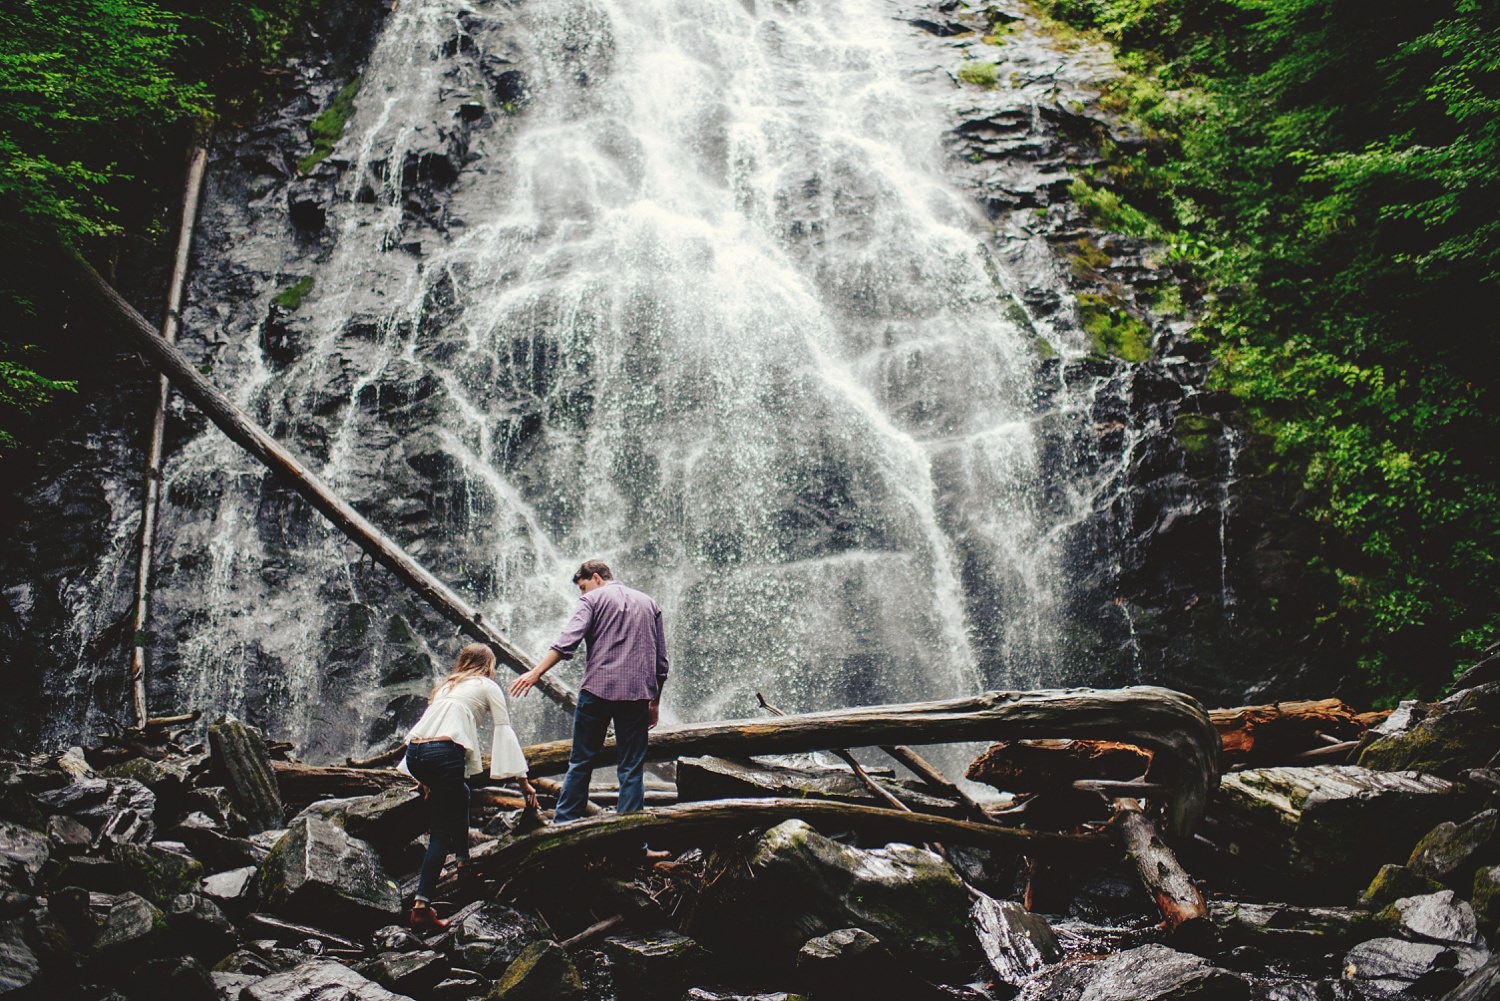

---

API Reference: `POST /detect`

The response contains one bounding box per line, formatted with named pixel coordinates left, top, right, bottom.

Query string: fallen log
left=473, top=798, right=1111, bottom=880
left=1111, top=798, right=1214, bottom=948
left=520, top=688, right=1220, bottom=838
left=756, top=693, right=909, bottom=812
left=65, top=247, right=576, bottom=715
left=272, top=760, right=410, bottom=808
left=967, top=739, right=1153, bottom=793
left=1208, top=699, right=1366, bottom=767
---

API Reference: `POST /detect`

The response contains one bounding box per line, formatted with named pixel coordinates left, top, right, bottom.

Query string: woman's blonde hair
left=431, top=643, right=497, bottom=699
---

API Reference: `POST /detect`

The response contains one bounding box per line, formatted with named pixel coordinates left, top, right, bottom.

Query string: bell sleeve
left=485, top=679, right=530, bottom=780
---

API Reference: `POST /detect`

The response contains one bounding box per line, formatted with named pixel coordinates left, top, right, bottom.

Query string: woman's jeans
left=553, top=691, right=651, bottom=823
left=405, top=740, right=469, bottom=902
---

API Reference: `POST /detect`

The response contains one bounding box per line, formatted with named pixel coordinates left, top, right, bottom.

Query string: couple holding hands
left=400, top=560, right=670, bottom=928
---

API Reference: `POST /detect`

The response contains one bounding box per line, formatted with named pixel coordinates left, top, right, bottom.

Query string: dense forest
left=2, top=0, right=1496, bottom=705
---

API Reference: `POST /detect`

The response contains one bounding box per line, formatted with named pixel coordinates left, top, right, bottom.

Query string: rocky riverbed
left=3, top=657, right=1500, bottom=999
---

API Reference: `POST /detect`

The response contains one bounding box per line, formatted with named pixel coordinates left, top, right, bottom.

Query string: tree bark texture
left=69, top=248, right=576, bottom=715
left=1208, top=699, right=1368, bottom=767
left=1111, top=797, right=1214, bottom=946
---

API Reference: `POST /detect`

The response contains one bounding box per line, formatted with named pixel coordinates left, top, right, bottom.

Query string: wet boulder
left=201, top=865, right=258, bottom=917
left=92, top=891, right=170, bottom=963
left=165, top=892, right=239, bottom=962
left=1381, top=890, right=1487, bottom=950
left=1015, top=943, right=1250, bottom=1000
left=1440, top=955, right=1500, bottom=1001
left=35, top=776, right=156, bottom=847
left=126, top=955, right=219, bottom=1001
left=256, top=815, right=402, bottom=931
left=0, top=919, right=40, bottom=993
left=1361, top=863, right=1448, bottom=909
left=794, top=926, right=944, bottom=1000
left=485, top=939, right=584, bottom=1001
left=0, top=820, right=48, bottom=892
left=358, top=949, right=449, bottom=995
left=207, top=720, right=284, bottom=834
left=1342, top=937, right=1482, bottom=998
left=101, top=755, right=196, bottom=823
left=1408, top=809, right=1500, bottom=888
left=600, top=930, right=711, bottom=1001
left=294, top=786, right=426, bottom=859
left=112, top=841, right=205, bottom=906
left=971, top=892, right=1061, bottom=986
left=455, top=902, right=551, bottom=978
left=686, top=819, right=976, bottom=974
left=1474, top=867, right=1500, bottom=933
left=243, top=958, right=415, bottom=1001
left=1214, top=764, right=1470, bottom=899
left=1210, top=900, right=1383, bottom=956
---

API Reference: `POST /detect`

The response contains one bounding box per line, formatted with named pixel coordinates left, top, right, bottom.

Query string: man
left=510, top=560, right=669, bottom=822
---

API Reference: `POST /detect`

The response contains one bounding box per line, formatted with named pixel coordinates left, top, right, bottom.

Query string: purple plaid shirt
left=550, top=580, right=670, bottom=701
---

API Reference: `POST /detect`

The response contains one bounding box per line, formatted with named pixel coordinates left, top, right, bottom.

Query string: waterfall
left=46, top=0, right=1118, bottom=757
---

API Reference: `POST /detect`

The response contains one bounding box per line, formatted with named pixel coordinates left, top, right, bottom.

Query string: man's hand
left=510, top=668, right=543, bottom=698
left=648, top=699, right=660, bottom=730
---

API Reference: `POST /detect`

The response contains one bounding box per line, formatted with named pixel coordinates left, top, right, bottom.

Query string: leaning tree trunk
left=521, top=687, right=1221, bottom=839
left=65, top=247, right=576, bottom=715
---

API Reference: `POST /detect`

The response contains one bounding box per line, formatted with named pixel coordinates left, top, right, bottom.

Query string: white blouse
left=401, top=676, right=529, bottom=779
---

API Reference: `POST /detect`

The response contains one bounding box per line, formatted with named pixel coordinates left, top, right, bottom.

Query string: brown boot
left=409, top=901, right=449, bottom=930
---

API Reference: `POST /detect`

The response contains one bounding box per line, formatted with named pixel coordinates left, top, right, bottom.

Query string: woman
left=401, top=642, right=538, bottom=929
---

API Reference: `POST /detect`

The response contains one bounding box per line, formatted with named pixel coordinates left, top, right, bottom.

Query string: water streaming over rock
left=15, top=0, right=1312, bottom=758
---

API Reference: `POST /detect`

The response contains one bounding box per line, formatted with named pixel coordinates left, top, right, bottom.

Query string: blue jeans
left=405, top=740, right=469, bottom=902
left=553, top=691, right=651, bottom=822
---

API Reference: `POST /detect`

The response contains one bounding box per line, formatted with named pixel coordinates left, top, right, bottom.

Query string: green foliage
left=297, top=77, right=361, bottom=174
left=0, top=0, right=325, bottom=452
left=957, top=61, right=1000, bottom=87
left=273, top=277, right=315, bottom=310
left=1040, top=0, right=1500, bottom=698
left=1077, top=293, right=1152, bottom=362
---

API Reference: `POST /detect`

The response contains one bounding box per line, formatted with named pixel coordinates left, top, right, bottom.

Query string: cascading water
left=38, top=0, right=1167, bottom=757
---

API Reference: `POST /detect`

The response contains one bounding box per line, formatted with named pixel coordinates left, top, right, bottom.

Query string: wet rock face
left=1, top=0, right=1344, bottom=757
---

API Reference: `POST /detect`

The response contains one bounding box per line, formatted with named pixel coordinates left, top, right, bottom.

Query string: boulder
left=201, top=866, right=258, bottom=916
left=0, top=918, right=40, bottom=993
left=256, top=816, right=402, bottom=930
left=1361, top=864, right=1447, bottom=909
left=1214, top=764, right=1470, bottom=899
left=1015, top=943, right=1250, bottom=1000
left=101, top=756, right=195, bottom=822
left=1342, top=937, right=1480, bottom=998
left=181, top=785, right=249, bottom=835
left=92, top=891, right=169, bottom=961
left=687, top=819, right=975, bottom=973
left=600, top=931, right=710, bottom=1001
left=212, top=970, right=263, bottom=999
left=358, top=949, right=449, bottom=995
left=294, top=786, right=426, bottom=857
left=1210, top=900, right=1382, bottom=956
left=971, top=892, right=1061, bottom=986
left=455, top=902, right=551, bottom=978
left=483, top=940, right=584, bottom=1001
left=35, top=777, right=156, bottom=846
left=0, top=820, right=49, bottom=891
left=243, top=958, right=415, bottom=1001
left=166, top=892, right=240, bottom=962
left=47, top=813, right=93, bottom=856
left=112, top=841, right=205, bottom=906
left=207, top=721, right=284, bottom=835
left=1358, top=683, right=1500, bottom=778
left=1474, top=866, right=1500, bottom=933
left=1409, top=810, right=1500, bottom=888
left=794, top=927, right=944, bottom=1001
left=1438, top=955, right=1500, bottom=1001
left=126, top=955, right=219, bottom=1001
left=1381, top=890, right=1486, bottom=948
